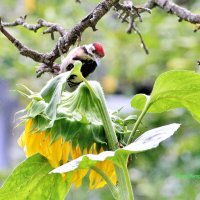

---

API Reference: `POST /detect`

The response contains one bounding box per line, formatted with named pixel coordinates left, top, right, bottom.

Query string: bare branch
left=0, top=0, right=120, bottom=77
left=145, top=0, right=200, bottom=24
left=0, top=16, right=67, bottom=66
left=2, top=16, right=66, bottom=36
left=2, top=0, right=200, bottom=77
left=0, top=17, right=46, bottom=62
left=36, top=63, right=60, bottom=78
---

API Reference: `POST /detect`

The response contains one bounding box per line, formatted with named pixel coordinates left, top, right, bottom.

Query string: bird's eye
left=92, top=49, right=96, bottom=53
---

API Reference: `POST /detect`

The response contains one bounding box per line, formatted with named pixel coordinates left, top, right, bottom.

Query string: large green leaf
left=50, top=123, right=180, bottom=174
left=131, top=70, right=200, bottom=122
left=0, top=154, right=70, bottom=200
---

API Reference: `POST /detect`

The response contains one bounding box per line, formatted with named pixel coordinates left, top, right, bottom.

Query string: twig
left=114, top=1, right=151, bottom=54
left=2, top=15, right=66, bottom=36
left=114, top=1, right=151, bottom=22
left=194, top=24, right=200, bottom=33
left=132, top=23, right=149, bottom=54
left=0, top=17, right=46, bottom=62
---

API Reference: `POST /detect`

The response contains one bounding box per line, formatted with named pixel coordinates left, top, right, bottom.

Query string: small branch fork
left=1, top=0, right=200, bottom=77
left=114, top=1, right=151, bottom=54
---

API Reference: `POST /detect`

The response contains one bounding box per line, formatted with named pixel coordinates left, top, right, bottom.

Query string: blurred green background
left=1, top=0, right=200, bottom=199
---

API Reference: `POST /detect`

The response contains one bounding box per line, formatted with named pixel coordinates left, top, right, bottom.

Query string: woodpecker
left=60, top=42, right=105, bottom=87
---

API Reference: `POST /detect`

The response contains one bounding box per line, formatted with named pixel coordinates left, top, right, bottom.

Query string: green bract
left=19, top=73, right=126, bottom=152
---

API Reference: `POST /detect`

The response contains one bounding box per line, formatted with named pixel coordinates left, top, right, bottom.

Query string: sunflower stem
left=121, top=162, right=134, bottom=200
left=127, top=97, right=150, bottom=144
left=77, top=70, right=119, bottom=150
left=115, top=155, right=134, bottom=200
left=75, top=61, right=134, bottom=200
left=83, top=80, right=135, bottom=199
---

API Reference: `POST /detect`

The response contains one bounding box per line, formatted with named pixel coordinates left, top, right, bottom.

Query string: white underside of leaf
left=49, top=151, right=115, bottom=174
left=50, top=123, right=180, bottom=174
left=123, top=123, right=180, bottom=152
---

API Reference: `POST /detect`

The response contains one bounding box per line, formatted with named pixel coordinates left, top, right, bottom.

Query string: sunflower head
left=18, top=80, right=125, bottom=189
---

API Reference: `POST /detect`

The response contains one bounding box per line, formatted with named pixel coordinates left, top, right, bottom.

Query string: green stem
left=80, top=75, right=118, bottom=150
left=115, top=155, right=134, bottom=200
left=127, top=98, right=150, bottom=144
left=76, top=64, right=134, bottom=200
left=121, top=163, right=134, bottom=200
left=95, top=98, right=118, bottom=150
left=82, top=76, right=134, bottom=200
left=91, top=166, right=119, bottom=199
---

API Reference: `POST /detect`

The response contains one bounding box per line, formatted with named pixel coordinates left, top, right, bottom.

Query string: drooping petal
left=18, top=119, right=116, bottom=189
left=89, top=160, right=116, bottom=189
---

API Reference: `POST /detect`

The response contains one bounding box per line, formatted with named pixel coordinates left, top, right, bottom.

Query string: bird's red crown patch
left=93, top=42, right=105, bottom=57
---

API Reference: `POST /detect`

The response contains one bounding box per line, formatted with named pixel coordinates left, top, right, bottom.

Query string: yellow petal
left=89, top=160, right=116, bottom=189
left=18, top=120, right=116, bottom=190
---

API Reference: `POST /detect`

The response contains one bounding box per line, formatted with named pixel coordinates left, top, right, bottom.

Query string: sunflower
left=18, top=119, right=116, bottom=189
left=16, top=69, right=126, bottom=190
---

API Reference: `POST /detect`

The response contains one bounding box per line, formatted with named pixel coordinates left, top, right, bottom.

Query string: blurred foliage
left=1, top=0, right=200, bottom=199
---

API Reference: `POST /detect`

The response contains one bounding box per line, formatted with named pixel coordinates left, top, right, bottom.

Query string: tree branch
left=145, top=0, right=200, bottom=24
left=0, top=17, right=47, bottom=62
left=1, top=0, right=200, bottom=77
left=0, top=0, right=120, bottom=77
left=144, top=0, right=200, bottom=63
left=2, top=15, right=66, bottom=36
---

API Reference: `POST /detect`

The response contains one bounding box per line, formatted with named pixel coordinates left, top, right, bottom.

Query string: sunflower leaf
left=131, top=70, right=200, bottom=122
left=50, top=123, right=180, bottom=174
left=0, top=154, right=70, bottom=200
left=124, top=115, right=137, bottom=125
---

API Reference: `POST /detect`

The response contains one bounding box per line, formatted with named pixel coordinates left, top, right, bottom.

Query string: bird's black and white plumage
left=60, top=42, right=105, bottom=87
